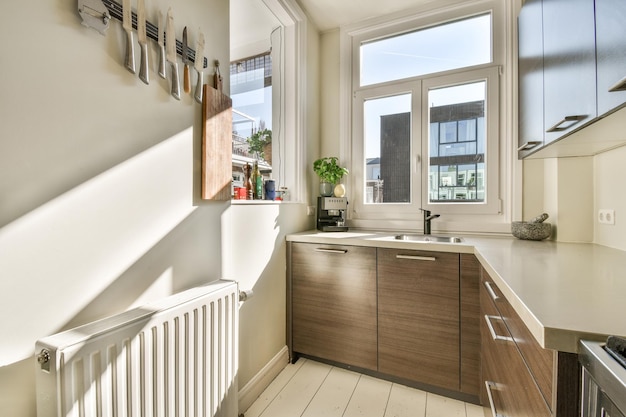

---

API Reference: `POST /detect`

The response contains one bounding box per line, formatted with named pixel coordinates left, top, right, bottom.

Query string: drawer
left=481, top=273, right=554, bottom=412
left=480, top=271, right=552, bottom=417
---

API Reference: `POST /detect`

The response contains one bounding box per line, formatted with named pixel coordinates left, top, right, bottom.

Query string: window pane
left=360, top=14, right=491, bottom=86
left=364, top=94, right=412, bottom=204
left=428, top=82, right=485, bottom=203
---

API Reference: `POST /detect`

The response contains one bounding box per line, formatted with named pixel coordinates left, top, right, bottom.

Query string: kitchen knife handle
left=158, top=46, right=167, bottom=79
left=170, top=62, right=181, bottom=100
left=184, top=65, right=191, bottom=93
left=139, top=44, right=149, bottom=85
left=195, top=71, right=203, bottom=103
left=124, top=30, right=136, bottom=74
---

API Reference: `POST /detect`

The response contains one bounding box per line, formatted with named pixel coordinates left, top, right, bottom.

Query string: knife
left=137, top=0, right=149, bottom=84
left=194, top=29, right=205, bottom=103
left=182, top=27, right=191, bottom=93
left=166, top=8, right=180, bottom=100
left=122, top=0, right=135, bottom=74
left=157, top=10, right=166, bottom=79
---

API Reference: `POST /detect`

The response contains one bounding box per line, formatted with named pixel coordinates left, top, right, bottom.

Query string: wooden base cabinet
left=480, top=266, right=579, bottom=417
left=289, top=242, right=378, bottom=371
left=378, top=248, right=460, bottom=391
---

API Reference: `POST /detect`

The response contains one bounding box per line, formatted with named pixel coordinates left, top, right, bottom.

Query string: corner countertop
left=287, top=230, right=626, bottom=353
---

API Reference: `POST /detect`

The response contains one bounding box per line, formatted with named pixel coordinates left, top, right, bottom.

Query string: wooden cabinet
left=480, top=266, right=579, bottom=417
left=595, top=0, right=626, bottom=117
left=288, top=243, right=481, bottom=400
left=289, top=242, right=378, bottom=371
left=460, top=254, right=481, bottom=397
left=377, top=248, right=460, bottom=391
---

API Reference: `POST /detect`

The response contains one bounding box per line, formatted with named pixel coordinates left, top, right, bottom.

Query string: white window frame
left=230, top=0, right=307, bottom=204
left=339, top=0, right=517, bottom=233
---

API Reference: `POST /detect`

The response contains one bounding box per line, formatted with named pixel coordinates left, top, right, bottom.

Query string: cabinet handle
left=517, top=141, right=542, bottom=151
left=608, top=75, right=626, bottom=92
left=485, top=381, right=506, bottom=417
left=314, top=248, right=348, bottom=254
left=546, top=115, right=586, bottom=132
left=396, top=254, right=436, bottom=261
left=485, top=315, right=514, bottom=343
left=484, top=281, right=500, bottom=301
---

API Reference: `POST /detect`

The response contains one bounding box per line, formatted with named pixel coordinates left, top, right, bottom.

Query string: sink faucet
left=420, top=209, right=440, bottom=235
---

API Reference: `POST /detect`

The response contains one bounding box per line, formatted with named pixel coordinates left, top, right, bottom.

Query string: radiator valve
left=37, top=349, right=51, bottom=372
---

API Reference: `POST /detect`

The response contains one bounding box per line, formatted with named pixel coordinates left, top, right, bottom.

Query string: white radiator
left=35, top=280, right=239, bottom=417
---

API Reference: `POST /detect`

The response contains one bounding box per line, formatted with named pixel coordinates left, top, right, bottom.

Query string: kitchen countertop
left=287, top=230, right=626, bottom=353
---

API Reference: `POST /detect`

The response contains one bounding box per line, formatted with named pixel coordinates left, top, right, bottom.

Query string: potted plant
left=313, top=156, right=349, bottom=196
left=247, top=127, right=272, bottom=163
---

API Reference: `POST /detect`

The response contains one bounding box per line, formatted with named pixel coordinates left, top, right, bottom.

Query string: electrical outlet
left=598, top=209, right=615, bottom=225
left=307, top=206, right=316, bottom=216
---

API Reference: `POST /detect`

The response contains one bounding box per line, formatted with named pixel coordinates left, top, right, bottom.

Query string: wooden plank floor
left=243, top=358, right=486, bottom=417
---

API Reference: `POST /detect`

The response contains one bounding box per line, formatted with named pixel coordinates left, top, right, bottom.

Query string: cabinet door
left=517, top=0, right=544, bottom=158
left=596, top=0, right=626, bottom=117
left=378, top=248, right=460, bottom=391
left=291, top=243, right=377, bottom=371
left=460, top=254, right=480, bottom=396
left=480, top=270, right=551, bottom=417
left=543, top=0, right=596, bottom=144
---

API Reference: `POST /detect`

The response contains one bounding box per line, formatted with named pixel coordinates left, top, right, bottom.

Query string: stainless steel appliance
left=316, top=197, right=348, bottom=232
left=579, top=337, right=626, bottom=417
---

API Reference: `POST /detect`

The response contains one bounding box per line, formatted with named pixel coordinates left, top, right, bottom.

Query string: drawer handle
left=396, top=254, right=436, bottom=261
left=485, top=381, right=506, bottom=417
left=546, top=115, right=585, bottom=132
left=484, top=315, right=514, bottom=343
left=608, top=75, right=626, bottom=92
left=314, top=248, right=348, bottom=254
left=517, top=141, right=541, bottom=151
left=484, top=281, right=500, bottom=301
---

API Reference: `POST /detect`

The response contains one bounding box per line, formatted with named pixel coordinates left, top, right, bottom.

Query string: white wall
left=594, top=145, right=626, bottom=250
left=0, top=0, right=314, bottom=415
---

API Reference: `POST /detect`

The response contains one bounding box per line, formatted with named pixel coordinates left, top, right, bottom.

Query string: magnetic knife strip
left=80, top=0, right=208, bottom=69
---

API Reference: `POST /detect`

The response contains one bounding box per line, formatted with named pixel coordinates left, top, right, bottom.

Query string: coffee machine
left=316, top=197, right=348, bottom=232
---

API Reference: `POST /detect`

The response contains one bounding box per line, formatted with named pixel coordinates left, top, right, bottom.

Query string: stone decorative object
left=511, top=221, right=552, bottom=240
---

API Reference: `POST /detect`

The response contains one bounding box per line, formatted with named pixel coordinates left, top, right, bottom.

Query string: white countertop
left=287, top=230, right=626, bottom=353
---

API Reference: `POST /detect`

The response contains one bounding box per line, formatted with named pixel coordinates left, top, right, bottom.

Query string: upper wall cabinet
left=542, top=0, right=596, bottom=144
left=518, top=0, right=626, bottom=159
left=517, top=0, right=544, bottom=158
left=596, top=0, right=626, bottom=116
left=518, top=0, right=596, bottom=158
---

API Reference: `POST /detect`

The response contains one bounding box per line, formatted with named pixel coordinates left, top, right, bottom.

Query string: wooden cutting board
left=201, top=83, right=232, bottom=200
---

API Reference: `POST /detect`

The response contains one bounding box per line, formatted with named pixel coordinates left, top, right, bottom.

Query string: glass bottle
left=245, top=163, right=253, bottom=200
left=253, top=161, right=263, bottom=199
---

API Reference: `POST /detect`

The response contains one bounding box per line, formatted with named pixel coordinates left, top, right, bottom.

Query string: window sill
left=230, top=199, right=295, bottom=205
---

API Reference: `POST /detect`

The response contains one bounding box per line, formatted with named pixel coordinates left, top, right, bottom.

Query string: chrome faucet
left=420, top=208, right=440, bottom=235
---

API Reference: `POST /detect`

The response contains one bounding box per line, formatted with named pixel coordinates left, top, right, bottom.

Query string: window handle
left=546, top=115, right=586, bottom=132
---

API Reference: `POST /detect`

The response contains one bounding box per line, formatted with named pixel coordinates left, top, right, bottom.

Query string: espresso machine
left=316, top=197, right=348, bottom=232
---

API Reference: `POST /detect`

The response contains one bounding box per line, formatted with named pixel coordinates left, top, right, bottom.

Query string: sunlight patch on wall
left=0, top=128, right=196, bottom=365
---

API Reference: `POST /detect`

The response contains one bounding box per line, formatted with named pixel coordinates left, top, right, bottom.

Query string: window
left=348, top=2, right=504, bottom=227
left=230, top=53, right=274, bottom=187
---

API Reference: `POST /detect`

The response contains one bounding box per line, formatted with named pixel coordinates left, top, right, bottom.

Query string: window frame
left=340, top=0, right=513, bottom=232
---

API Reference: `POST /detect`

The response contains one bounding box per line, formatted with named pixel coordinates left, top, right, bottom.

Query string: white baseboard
left=238, top=346, right=290, bottom=413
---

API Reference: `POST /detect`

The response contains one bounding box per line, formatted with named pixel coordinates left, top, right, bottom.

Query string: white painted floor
left=243, top=358, right=487, bottom=417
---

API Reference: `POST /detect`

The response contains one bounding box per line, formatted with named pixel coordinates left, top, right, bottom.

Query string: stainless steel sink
left=394, top=234, right=464, bottom=243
